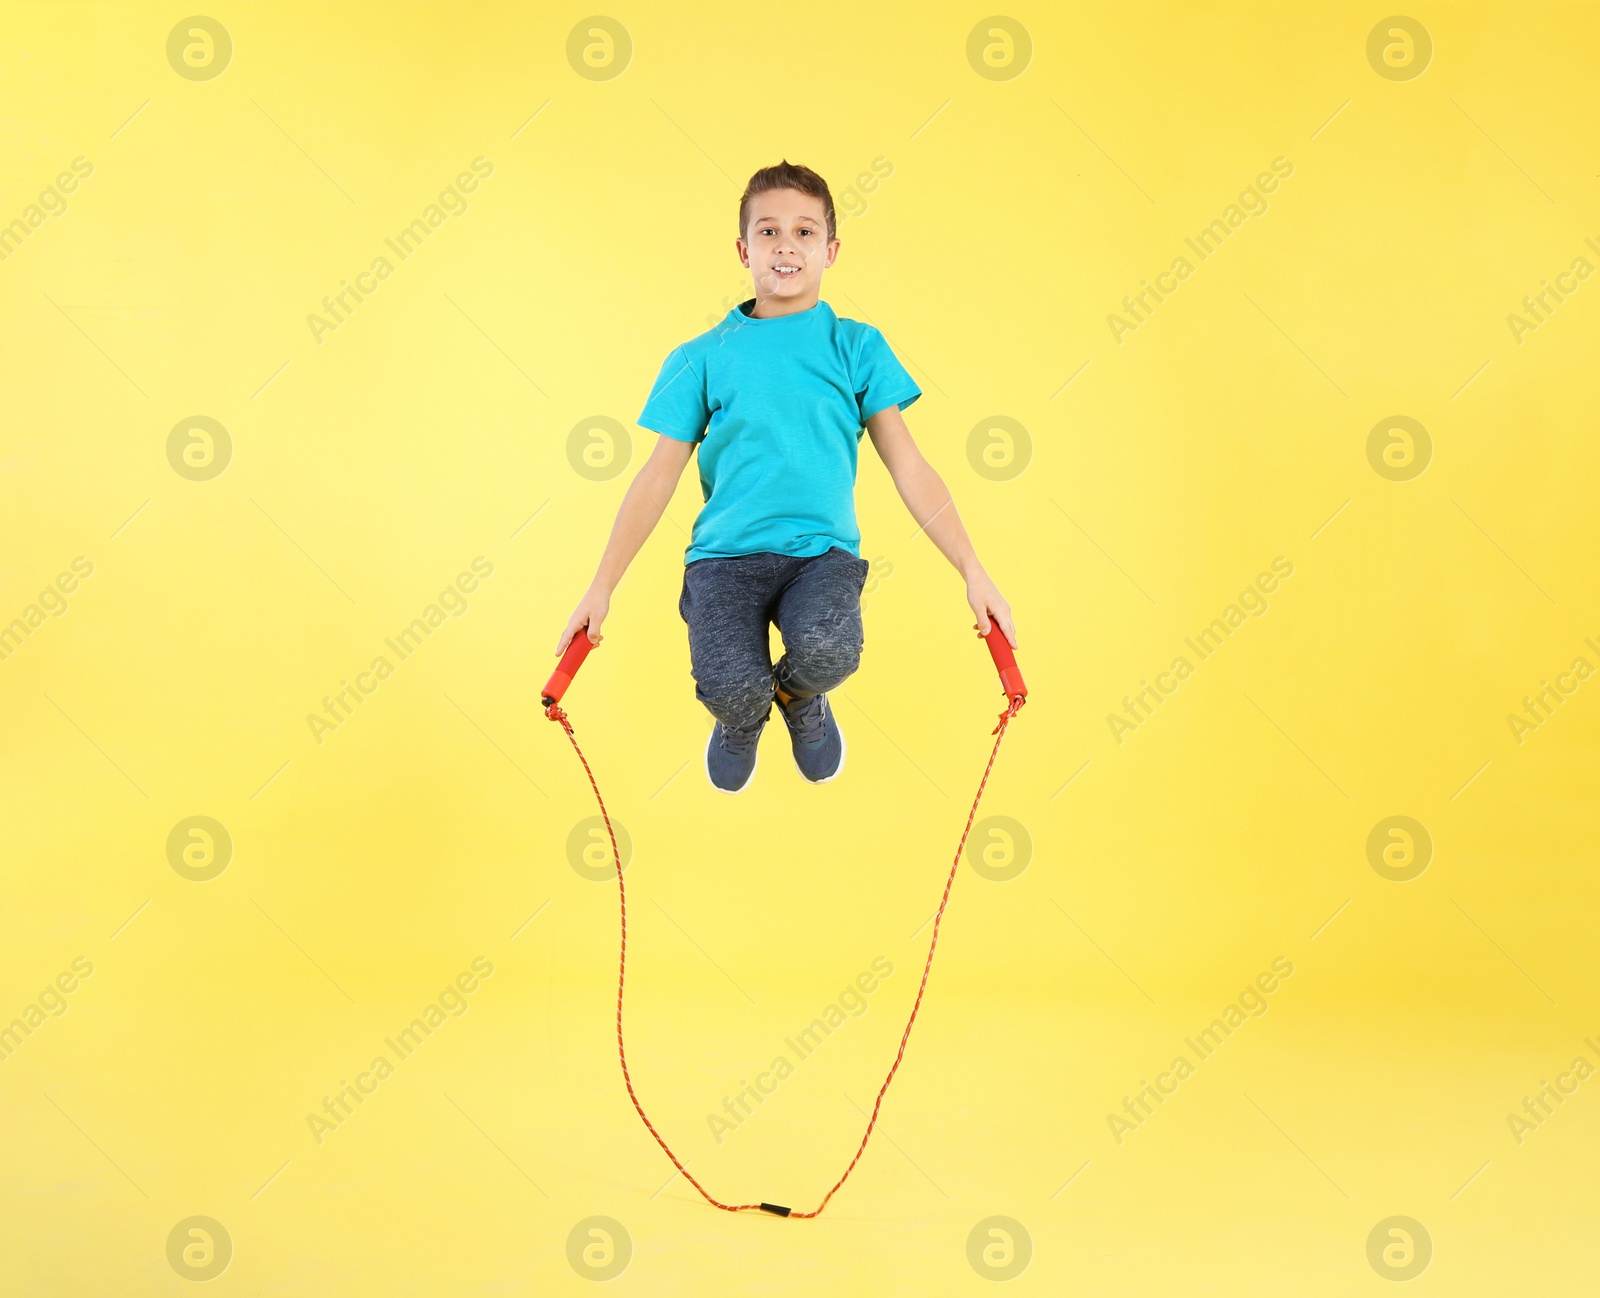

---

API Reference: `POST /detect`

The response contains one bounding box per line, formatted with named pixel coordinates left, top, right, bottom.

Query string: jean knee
left=698, top=671, right=775, bottom=730
left=783, top=637, right=861, bottom=691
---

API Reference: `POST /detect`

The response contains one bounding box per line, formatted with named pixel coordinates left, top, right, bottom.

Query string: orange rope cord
left=544, top=691, right=1026, bottom=1218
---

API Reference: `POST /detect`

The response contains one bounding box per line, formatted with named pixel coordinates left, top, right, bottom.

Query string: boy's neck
left=746, top=290, right=821, bottom=319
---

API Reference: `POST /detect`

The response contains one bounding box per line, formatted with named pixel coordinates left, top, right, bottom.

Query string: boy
left=555, top=160, right=1017, bottom=794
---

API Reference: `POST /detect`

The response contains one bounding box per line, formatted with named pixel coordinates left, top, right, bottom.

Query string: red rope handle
left=544, top=690, right=1026, bottom=1218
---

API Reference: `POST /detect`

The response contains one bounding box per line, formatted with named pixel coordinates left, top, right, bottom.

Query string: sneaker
left=772, top=677, right=845, bottom=783
left=705, top=715, right=766, bottom=794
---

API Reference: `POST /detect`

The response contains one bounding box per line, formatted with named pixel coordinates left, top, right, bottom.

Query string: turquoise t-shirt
left=637, top=297, right=922, bottom=564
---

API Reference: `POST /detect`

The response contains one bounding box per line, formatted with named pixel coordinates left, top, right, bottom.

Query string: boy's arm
left=865, top=404, right=1018, bottom=648
left=555, top=433, right=695, bottom=654
left=591, top=433, right=696, bottom=595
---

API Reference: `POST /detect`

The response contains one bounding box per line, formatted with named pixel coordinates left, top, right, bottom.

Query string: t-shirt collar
left=731, top=297, right=834, bottom=324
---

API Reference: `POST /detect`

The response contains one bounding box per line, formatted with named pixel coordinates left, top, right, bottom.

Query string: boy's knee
left=698, top=672, right=775, bottom=730
left=782, top=637, right=861, bottom=691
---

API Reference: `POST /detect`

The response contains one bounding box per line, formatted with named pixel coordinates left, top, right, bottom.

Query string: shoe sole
left=705, top=721, right=760, bottom=794
left=792, top=696, right=846, bottom=784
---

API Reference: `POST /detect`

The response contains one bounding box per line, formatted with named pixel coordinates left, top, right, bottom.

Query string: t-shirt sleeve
left=852, top=325, right=922, bottom=425
left=637, top=344, right=709, bottom=443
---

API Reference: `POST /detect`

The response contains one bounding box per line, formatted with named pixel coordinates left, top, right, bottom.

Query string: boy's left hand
left=966, top=569, right=1018, bottom=649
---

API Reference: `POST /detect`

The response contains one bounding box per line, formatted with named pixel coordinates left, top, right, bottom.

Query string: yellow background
left=3, top=1, right=1597, bottom=1292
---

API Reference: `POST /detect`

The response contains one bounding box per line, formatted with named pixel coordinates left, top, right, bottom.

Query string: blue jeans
left=678, top=546, right=871, bottom=732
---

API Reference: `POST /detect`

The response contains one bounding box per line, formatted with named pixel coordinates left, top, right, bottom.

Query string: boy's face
left=736, top=188, right=839, bottom=308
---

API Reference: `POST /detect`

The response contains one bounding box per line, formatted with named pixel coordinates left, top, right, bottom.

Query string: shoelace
left=718, top=720, right=762, bottom=757
left=780, top=692, right=828, bottom=746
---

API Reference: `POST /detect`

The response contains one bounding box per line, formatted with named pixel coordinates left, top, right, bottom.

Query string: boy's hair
left=738, top=160, right=836, bottom=244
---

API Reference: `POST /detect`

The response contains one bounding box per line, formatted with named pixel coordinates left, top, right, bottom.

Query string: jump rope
left=541, top=620, right=1028, bottom=1218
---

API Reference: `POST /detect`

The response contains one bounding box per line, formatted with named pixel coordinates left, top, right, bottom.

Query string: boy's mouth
left=770, top=263, right=801, bottom=279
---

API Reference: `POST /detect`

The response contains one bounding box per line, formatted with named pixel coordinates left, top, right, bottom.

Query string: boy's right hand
left=556, top=588, right=610, bottom=655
